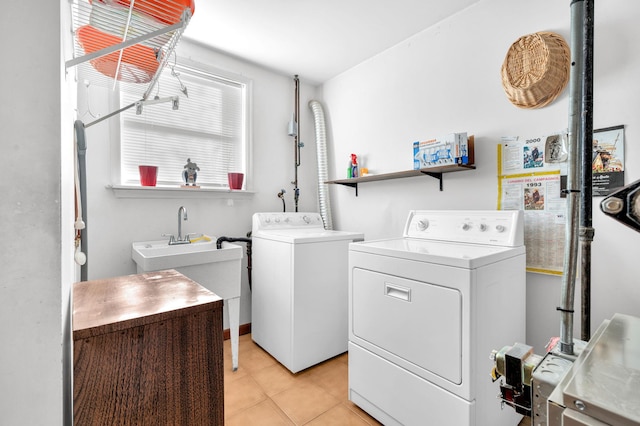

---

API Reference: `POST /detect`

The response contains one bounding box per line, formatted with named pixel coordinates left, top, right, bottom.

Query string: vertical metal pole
left=293, top=75, right=300, bottom=212
left=579, top=0, right=595, bottom=342
left=75, top=120, right=89, bottom=282
left=559, top=0, right=586, bottom=355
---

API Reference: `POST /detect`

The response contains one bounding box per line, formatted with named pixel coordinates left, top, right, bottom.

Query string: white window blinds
left=120, top=63, right=247, bottom=188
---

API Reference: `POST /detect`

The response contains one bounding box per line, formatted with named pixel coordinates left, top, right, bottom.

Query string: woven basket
left=501, top=32, right=570, bottom=109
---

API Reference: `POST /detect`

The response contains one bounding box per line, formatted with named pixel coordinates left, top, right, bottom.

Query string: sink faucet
left=169, top=206, right=190, bottom=245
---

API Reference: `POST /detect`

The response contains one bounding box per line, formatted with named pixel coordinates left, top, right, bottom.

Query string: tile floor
left=223, top=334, right=382, bottom=425
left=223, top=334, right=530, bottom=426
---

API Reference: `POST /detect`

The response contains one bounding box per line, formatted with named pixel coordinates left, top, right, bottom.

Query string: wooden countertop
left=73, top=269, right=222, bottom=340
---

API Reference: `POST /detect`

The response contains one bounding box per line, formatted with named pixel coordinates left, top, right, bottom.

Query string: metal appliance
left=547, top=313, right=640, bottom=426
left=251, top=212, right=364, bottom=373
left=493, top=313, right=640, bottom=426
left=348, top=210, right=526, bottom=426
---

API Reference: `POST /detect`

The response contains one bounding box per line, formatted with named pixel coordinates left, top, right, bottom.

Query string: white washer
left=251, top=212, right=364, bottom=373
left=349, top=210, right=526, bottom=426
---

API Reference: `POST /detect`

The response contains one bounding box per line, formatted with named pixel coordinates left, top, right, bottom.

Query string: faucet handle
left=162, top=233, right=176, bottom=244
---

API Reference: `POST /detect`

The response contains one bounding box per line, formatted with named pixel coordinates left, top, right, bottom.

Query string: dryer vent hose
left=309, top=100, right=333, bottom=230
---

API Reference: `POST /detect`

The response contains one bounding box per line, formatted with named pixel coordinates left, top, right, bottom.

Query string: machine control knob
left=303, top=215, right=311, bottom=224
left=265, top=217, right=271, bottom=223
left=416, top=220, right=429, bottom=231
left=479, top=223, right=487, bottom=232
left=275, top=217, right=281, bottom=223
left=461, top=223, right=471, bottom=231
left=496, top=225, right=506, bottom=233
left=284, top=217, right=290, bottom=223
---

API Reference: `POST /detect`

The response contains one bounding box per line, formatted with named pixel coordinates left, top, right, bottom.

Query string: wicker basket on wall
left=501, top=31, right=571, bottom=109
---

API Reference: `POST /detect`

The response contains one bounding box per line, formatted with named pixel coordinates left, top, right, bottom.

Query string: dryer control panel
left=252, top=212, right=325, bottom=231
left=404, top=210, right=524, bottom=247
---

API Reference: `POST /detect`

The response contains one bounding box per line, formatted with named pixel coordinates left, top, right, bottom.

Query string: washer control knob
left=479, top=223, right=487, bottom=232
left=496, top=225, right=506, bottom=233
left=461, top=223, right=471, bottom=231
left=284, top=217, right=290, bottom=223
left=303, top=215, right=311, bottom=223
left=265, top=217, right=271, bottom=223
left=275, top=217, right=281, bottom=223
left=416, top=220, right=429, bottom=231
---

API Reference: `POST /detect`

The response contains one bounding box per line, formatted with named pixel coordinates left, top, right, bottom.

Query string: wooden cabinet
left=73, top=269, right=224, bottom=425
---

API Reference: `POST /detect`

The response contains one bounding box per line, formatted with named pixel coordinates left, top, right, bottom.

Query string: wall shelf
left=326, top=164, right=476, bottom=196
left=327, top=135, right=476, bottom=195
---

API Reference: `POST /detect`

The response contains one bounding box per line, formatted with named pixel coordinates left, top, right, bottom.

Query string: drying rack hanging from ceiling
left=66, top=0, right=194, bottom=126
left=68, top=0, right=195, bottom=281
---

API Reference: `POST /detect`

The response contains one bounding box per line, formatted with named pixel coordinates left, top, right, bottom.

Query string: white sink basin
left=132, top=239, right=242, bottom=271
left=131, top=237, right=245, bottom=371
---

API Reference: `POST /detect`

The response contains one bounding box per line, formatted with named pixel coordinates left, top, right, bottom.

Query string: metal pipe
left=579, top=0, right=595, bottom=342
left=309, top=100, right=333, bottom=230
left=216, top=236, right=253, bottom=290
left=277, top=189, right=287, bottom=212
left=559, top=0, right=586, bottom=355
left=84, top=101, right=137, bottom=128
left=75, top=120, right=88, bottom=281
left=293, top=75, right=301, bottom=212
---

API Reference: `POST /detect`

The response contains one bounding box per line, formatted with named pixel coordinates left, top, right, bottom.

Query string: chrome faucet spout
left=178, top=206, right=188, bottom=242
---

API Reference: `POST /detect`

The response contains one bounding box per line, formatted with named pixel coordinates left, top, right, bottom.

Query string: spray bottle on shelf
left=350, top=153, right=359, bottom=178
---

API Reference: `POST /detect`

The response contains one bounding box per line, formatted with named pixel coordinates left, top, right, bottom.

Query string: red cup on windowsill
left=139, top=165, right=158, bottom=186
left=228, top=172, right=244, bottom=190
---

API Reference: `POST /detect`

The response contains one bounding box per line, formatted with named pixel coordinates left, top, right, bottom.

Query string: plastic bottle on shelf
left=351, top=153, right=359, bottom=178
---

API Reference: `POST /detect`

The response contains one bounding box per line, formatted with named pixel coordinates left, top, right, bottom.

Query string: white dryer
left=251, top=212, right=364, bottom=373
left=348, top=210, right=526, bottom=426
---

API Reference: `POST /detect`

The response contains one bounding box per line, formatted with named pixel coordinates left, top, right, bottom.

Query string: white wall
left=321, top=0, right=640, bottom=352
left=0, top=0, right=75, bottom=423
left=82, top=39, right=321, bottom=329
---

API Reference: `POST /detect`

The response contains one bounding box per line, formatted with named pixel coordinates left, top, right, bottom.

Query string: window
left=119, top=60, right=249, bottom=188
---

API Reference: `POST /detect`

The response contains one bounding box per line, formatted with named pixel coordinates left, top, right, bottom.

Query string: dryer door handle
left=385, top=283, right=411, bottom=302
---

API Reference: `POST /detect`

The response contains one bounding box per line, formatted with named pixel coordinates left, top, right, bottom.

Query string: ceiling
left=182, top=0, right=481, bottom=85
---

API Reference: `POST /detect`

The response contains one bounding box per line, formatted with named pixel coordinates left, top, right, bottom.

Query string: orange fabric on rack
left=77, top=25, right=160, bottom=83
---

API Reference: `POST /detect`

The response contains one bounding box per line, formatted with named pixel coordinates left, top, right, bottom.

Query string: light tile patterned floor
left=223, top=334, right=530, bottom=426
left=223, top=334, right=381, bottom=425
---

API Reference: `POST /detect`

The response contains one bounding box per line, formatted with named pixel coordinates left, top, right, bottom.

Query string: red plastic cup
left=139, top=165, right=158, bottom=186
left=227, top=172, right=244, bottom=190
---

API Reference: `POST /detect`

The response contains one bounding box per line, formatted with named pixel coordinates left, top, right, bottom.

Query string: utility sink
left=131, top=238, right=244, bottom=371
left=132, top=239, right=242, bottom=272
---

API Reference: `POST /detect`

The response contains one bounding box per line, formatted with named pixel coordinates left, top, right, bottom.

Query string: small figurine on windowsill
left=182, top=158, right=200, bottom=188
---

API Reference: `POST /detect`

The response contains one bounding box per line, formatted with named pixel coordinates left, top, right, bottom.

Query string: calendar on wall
left=497, top=133, right=568, bottom=275
left=497, top=126, right=625, bottom=275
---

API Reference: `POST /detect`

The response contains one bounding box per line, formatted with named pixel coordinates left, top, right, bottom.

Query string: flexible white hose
left=309, top=100, right=333, bottom=230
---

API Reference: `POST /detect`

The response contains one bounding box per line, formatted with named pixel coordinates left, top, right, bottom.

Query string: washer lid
left=254, top=228, right=364, bottom=244
left=349, top=237, right=525, bottom=269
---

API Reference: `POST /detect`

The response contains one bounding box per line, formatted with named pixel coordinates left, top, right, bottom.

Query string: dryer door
left=351, top=268, right=463, bottom=385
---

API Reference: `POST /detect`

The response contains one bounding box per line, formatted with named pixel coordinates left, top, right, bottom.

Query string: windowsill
left=108, top=184, right=255, bottom=199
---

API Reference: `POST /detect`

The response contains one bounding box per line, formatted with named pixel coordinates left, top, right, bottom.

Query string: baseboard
left=223, top=323, right=252, bottom=340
